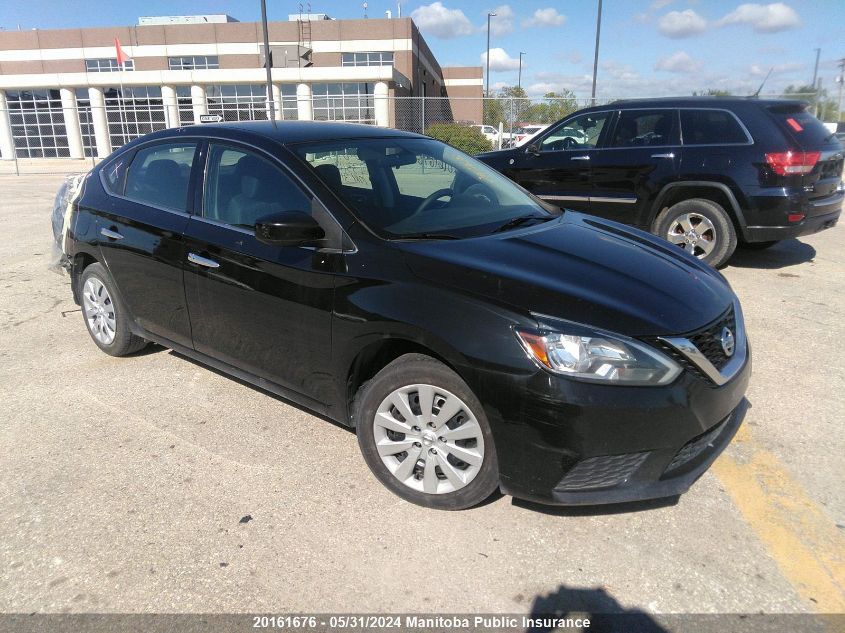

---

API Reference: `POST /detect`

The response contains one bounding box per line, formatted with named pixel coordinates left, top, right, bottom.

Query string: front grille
left=687, top=307, right=736, bottom=371
left=554, top=451, right=650, bottom=492
left=665, top=418, right=727, bottom=473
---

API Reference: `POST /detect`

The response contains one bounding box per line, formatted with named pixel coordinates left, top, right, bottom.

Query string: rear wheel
left=353, top=354, right=499, bottom=510
left=80, top=263, right=147, bottom=357
left=654, top=198, right=737, bottom=268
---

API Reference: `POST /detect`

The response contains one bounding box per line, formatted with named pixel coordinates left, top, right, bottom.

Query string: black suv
left=478, top=97, right=843, bottom=267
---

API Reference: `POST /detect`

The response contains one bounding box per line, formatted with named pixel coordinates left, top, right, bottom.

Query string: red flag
left=114, top=37, right=131, bottom=67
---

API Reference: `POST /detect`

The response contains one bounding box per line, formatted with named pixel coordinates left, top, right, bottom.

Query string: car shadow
left=510, top=495, right=679, bottom=517
left=526, top=585, right=669, bottom=632
left=728, top=238, right=816, bottom=269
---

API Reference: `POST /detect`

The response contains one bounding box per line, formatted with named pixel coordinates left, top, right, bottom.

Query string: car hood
left=398, top=212, right=735, bottom=336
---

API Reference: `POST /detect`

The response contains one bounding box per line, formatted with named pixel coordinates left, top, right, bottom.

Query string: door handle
left=100, top=227, right=124, bottom=240
left=571, top=155, right=591, bottom=161
left=188, top=252, right=220, bottom=269
left=651, top=153, right=675, bottom=159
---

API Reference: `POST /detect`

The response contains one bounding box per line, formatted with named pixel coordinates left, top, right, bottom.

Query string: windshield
left=293, top=137, right=558, bottom=239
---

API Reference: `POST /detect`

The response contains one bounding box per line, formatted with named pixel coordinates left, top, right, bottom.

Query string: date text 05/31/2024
left=252, top=615, right=592, bottom=629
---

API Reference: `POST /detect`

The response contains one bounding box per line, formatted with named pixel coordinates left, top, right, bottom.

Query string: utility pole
left=486, top=12, right=496, bottom=97
left=837, top=58, right=845, bottom=124
left=590, top=0, right=603, bottom=104
left=518, top=52, right=525, bottom=91
left=811, top=48, right=821, bottom=117
left=260, top=0, right=274, bottom=120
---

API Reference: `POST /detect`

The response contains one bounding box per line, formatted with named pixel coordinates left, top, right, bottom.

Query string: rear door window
left=608, top=109, right=679, bottom=147
left=124, top=143, right=197, bottom=211
left=767, top=104, right=833, bottom=147
left=680, top=109, right=749, bottom=145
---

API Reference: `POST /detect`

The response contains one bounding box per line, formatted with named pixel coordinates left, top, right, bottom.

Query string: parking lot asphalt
left=1, top=174, right=843, bottom=616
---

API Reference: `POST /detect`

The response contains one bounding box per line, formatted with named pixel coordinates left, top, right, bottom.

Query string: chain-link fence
left=0, top=91, right=827, bottom=175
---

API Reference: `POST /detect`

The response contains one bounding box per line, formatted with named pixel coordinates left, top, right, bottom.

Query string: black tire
left=740, top=240, right=779, bottom=250
left=653, top=198, right=737, bottom=268
left=79, top=262, right=147, bottom=357
left=353, top=353, right=499, bottom=510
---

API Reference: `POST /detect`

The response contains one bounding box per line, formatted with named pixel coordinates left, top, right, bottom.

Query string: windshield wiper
left=396, top=232, right=460, bottom=241
left=491, top=215, right=551, bottom=234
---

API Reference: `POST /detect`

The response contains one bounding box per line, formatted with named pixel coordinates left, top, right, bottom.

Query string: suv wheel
left=80, top=262, right=147, bottom=357
left=654, top=198, right=737, bottom=268
left=353, top=353, right=499, bottom=510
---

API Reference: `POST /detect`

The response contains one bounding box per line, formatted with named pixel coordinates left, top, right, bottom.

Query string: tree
left=692, top=89, right=733, bottom=96
left=524, top=91, right=579, bottom=124
left=425, top=123, right=493, bottom=155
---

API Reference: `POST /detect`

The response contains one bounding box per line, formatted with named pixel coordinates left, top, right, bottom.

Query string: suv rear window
left=680, top=109, right=749, bottom=145
left=767, top=104, right=833, bottom=147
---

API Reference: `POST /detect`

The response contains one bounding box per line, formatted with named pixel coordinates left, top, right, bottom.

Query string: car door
left=589, top=108, right=681, bottom=227
left=504, top=110, right=614, bottom=213
left=181, top=141, right=339, bottom=404
left=96, top=141, right=197, bottom=348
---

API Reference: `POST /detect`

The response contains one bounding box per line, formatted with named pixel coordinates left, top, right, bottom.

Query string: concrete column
left=59, top=88, right=84, bottom=159
left=374, top=81, right=389, bottom=128
left=296, top=83, right=312, bottom=121
left=190, top=85, right=207, bottom=124
left=161, top=85, right=179, bottom=129
left=87, top=86, right=111, bottom=158
left=0, top=90, right=15, bottom=160
left=271, top=84, right=282, bottom=121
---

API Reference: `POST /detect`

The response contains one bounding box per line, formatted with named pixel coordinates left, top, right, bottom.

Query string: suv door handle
left=571, top=155, right=591, bottom=161
left=100, top=227, right=124, bottom=240
left=651, top=153, right=675, bottom=159
left=188, top=252, right=220, bottom=269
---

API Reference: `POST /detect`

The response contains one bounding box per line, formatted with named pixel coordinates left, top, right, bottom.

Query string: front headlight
left=515, top=326, right=681, bottom=386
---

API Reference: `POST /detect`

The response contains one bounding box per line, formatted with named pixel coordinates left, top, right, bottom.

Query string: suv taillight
left=765, top=150, right=820, bottom=175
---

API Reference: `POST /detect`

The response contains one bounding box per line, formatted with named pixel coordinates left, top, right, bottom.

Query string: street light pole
left=260, top=0, right=275, bottom=120
left=518, top=52, right=525, bottom=91
left=486, top=12, right=496, bottom=97
left=590, top=0, right=603, bottom=104
left=837, top=58, right=845, bottom=124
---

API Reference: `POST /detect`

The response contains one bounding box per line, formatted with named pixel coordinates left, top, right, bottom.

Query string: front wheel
left=653, top=198, right=737, bottom=268
left=353, top=354, right=499, bottom=510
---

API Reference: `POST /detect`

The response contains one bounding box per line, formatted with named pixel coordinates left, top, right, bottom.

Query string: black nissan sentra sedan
left=54, top=121, right=750, bottom=510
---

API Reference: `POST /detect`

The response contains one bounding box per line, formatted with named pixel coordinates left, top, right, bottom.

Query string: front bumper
left=481, top=347, right=751, bottom=506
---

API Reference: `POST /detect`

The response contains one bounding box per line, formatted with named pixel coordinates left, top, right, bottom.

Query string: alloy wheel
left=82, top=276, right=117, bottom=345
left=666, top=212, right=717, bottom=258
left=372, top=384, right=485, bottom=495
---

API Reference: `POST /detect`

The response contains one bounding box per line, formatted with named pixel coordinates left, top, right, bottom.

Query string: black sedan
left=54, top=121, right=750, bottom=510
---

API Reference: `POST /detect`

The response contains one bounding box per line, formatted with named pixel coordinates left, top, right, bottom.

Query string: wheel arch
left=344, top=336, right=464, bottom=428
left=70, top=251, right=100, bottom=305
left=650, top=181, right=749, bottom=241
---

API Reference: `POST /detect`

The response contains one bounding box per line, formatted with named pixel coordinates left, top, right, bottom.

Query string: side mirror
left=526, top=143, right=541, bottom=156
left=255, top=210, right=325, bottom=247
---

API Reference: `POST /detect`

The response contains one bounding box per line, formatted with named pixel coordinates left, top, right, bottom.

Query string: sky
left=1, top=0, right=843, bottom=99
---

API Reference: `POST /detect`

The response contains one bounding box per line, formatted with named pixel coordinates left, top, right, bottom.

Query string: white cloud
left=522, top=8, right=566, bottom=28
left=489, top=5, right=515, bottom=36
left=651, top=0, right=674, bottom=9
left=481, top=47, right=522, bottom=72
left=749, top=61, right=804, bottom=76
left=658, top=9, right=708, bottom=38
left=716, top=3, right=801, bottom=32
left=655, top=50, right=703, bottom=73
left=410, top=2, right=475, bottom=38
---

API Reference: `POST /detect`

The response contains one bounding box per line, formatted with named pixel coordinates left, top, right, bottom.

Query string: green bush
left=425, top=123, right=493, bottom=155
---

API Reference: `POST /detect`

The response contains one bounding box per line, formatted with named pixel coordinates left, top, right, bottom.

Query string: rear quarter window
left=680, top=109, right=749, bottom=145
left=767, top=104, right=833, bottom=148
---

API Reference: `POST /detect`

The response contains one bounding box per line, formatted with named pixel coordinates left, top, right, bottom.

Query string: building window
left=341, top=52, right=393, bottom=67
left=168, top=56, right=220, bottom=70
left=206, top=84, right=271, bottom=122
left=103, top=86, right=166, bottom=149
left=85, top=58, right=135, bottom=72
left=176, top=86, right=194, bottom=126
left=6, top=89, right=70, bottom=158
left=280, top=84, right=298, bottom=121
left=312, top=83, right=374, bottom=124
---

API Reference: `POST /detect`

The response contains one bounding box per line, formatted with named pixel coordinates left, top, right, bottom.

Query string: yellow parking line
left=712, top=424, right=845, bottom=612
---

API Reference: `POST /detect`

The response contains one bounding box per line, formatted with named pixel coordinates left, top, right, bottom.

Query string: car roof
left=168, top=120, right=426, bottom=144
left=595, top=96, right=808, bottom=110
